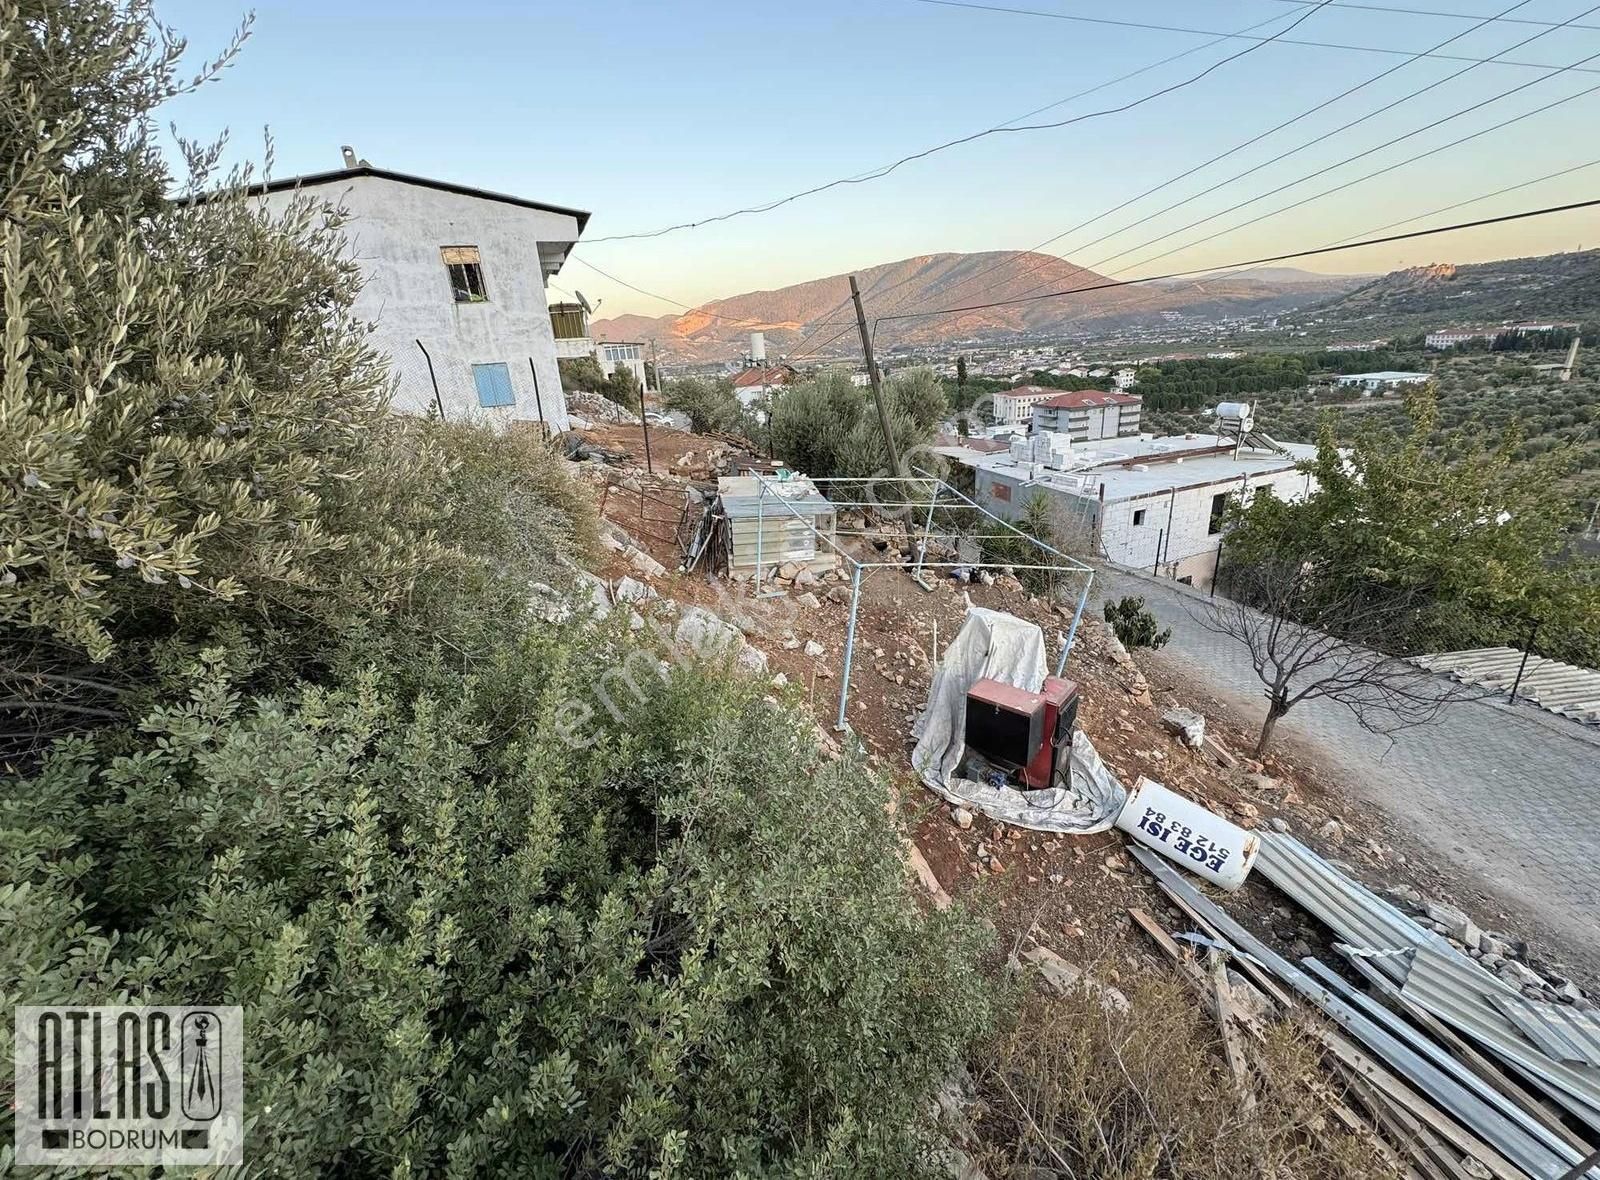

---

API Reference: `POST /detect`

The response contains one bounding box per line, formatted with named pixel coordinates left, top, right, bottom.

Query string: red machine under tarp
left=964, top=676, right=1080, bottom=789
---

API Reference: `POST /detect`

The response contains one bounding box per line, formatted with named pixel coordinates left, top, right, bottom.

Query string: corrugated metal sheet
left=1130, top=845, right=1593, bottom=1179
left=1258, top=833, right=1600, bottom=1132
left=1254, top=833, right=1457, bottom=981
left=1486, top=991, right=1600, bottom=1068
left=1304, top=958, right=1599, bottom=1174
left=1403, top=945, right=1600, bottom=1132
left=1413, top=646, right=1600, bottom=725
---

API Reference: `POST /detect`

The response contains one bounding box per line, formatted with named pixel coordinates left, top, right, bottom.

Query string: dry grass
left=970, top=971, right=1399, bottom=1180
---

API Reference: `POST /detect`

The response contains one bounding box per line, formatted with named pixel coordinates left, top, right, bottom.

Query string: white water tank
left=750, top=331, right=766, bottom=363
left=1116, top=777, right=1259, bottom=890
left=1216, top=401, right=1254, bottom=430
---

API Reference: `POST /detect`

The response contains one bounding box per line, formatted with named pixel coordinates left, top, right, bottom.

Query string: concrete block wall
left=258, top=175, right=581, bottom=431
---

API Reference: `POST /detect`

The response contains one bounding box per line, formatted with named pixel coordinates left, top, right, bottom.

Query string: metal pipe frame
left=748, top=471, right=1095, bottom=733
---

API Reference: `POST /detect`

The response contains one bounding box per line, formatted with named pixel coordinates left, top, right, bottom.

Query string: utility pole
left=849, top=274, right=903, bottom=478
left=649, top=338, right=663, bottom=394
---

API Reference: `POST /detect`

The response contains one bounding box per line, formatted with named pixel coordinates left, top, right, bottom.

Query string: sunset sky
left=158, top=0, right=1600, bottom=318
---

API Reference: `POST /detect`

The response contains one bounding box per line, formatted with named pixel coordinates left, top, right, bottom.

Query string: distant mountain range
left=1300, top=249, right=1600, bottom=331
left=588, top=251, right=1366, bottom=364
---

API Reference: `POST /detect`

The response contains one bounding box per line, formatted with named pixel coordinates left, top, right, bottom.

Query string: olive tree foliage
left=3, top=617, right=996, bottom=1176
left=663, top=375, right=744, bottom=434
left=769, top=367, right=946, bottom=482
left=1220, top=388, right=1600, bottom=665
left=1, top=0, right=454, bottom=756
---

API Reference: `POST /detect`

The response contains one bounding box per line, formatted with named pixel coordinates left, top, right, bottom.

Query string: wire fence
left=737, top=471, right=1098, bottom=731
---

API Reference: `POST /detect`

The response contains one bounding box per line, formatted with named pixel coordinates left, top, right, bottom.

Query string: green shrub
left=769, top=367, right=945, bottom=481
left=2, top=618, right=995, bottom=1176
left=1, top=0, right=455, bottom=758
left=558, top=354, right=607, bottom=393
left=1103, top=596, right=1172, bottom=650
left=663, top=375, right=743, bottom=434
left=602, top=361, right=642, bottom=410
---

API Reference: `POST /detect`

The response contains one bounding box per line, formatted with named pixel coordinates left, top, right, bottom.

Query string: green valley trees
left=1210, top=387, right=1599, bottom=750
left=1222, top=388, right=1599, bottom=665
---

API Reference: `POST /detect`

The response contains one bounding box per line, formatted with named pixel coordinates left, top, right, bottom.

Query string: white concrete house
left=990, top=384, right=1066, bottom=425
left=596, top=341, right=650, bottom=391
left=250, top=166, right=589, bottom=431
left=948, top=433, right=1318, bottom=590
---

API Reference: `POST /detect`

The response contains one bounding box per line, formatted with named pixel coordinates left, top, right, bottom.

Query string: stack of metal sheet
left=1255, top=832, right=1600, bottom=1137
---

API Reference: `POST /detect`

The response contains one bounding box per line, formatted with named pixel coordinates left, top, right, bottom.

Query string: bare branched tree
left=1196, top=560, right=1479, bottom=755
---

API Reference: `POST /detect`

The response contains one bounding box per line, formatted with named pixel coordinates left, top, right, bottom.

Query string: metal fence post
left=913, top=480, right=939, bottom=583
left=1510, top=620, right=1537, bottom=704
left=754, top=480, right=766, bottom=596
left=835, top=563, right=865, bottom=731
left=1056, top=571, right=1094, bottom=677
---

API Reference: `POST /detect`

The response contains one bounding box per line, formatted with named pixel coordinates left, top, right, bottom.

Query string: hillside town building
left=990, top=384, right=1067, bottom=424
left=1028, top=389, right=1142, bottom=442
left=1334, top=370, right=1431, bottom=393
left=249, top=163, right=588, bottom=430
left=940, top=431, right=1317, bottom=589
left=732, top=364, right=799, bottom=406
left=1425, top=323, right=1571, bottom=349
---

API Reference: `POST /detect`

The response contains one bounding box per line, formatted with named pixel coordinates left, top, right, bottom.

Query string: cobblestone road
left=1092, top=567, right=1600, bottom=962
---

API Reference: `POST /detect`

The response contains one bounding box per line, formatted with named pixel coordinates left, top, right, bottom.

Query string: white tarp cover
left=911, top=607, right=1126, bottom=833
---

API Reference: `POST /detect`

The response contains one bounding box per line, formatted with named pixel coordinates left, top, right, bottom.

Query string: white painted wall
left=968, top=462, right=1316, bottom=590
left=258, top=175, right=581, bottom=430
left=1097, top=467, right=1316, bottom=584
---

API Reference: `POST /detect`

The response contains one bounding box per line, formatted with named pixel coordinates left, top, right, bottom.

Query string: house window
left=442, top=246, right=487, bottom=302
left=1132, top=508, right=1147, bottom=526
left=472, top=362, right=515, bottom=408
left=1208, top=491, right=1229, bottom=535
left=992, top=481, right=1011, bottom=504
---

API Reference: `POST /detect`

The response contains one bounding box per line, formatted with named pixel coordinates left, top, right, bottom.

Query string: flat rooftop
left=1335, top=371, right=1429, bottom=381
left=945, top=434, right=1318, bottom=504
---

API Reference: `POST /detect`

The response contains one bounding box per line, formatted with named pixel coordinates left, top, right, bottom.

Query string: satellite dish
left=575, top=290, right=594, bottom=315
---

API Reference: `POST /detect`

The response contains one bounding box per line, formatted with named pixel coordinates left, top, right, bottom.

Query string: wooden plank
left=1129, top=907, right=1267, bottom=1042
left=1321, top=1028, right=1525, bottom=1180
left=1341, top=1067, right=1449, bottom=1180
left=1144, top=883, right=1296, bottom=1011
left=1208, top=948, right=1257, bottom=1111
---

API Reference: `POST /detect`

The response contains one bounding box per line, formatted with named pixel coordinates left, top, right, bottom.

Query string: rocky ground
left=565, top=420, right=1596, bottom=1004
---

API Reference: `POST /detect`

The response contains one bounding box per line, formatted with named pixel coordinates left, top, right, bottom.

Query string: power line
left=873, top=196, right=1600, bottom=323
left=790, top=161, right=1600, bottom=360
left=1101, top=50, right=1600, bottom=279
left=768, top=7, right=1301, bottom=353
left=936, top=17, right=1600, bottom=324
left=888, top=0, right=1543, bottom=316
left=1252, top=0, right=1600, bottom=31
left=911, top=0, right=1600, bottom=74
left=938, top=158, right=1600, bottom=352
left=582, top=2, right=1332, bottom=244
left=564, top=256, right=774, bottom=331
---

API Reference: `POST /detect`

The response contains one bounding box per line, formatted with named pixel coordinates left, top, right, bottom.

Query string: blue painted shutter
left=472, top=362, right=515, bottom=408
